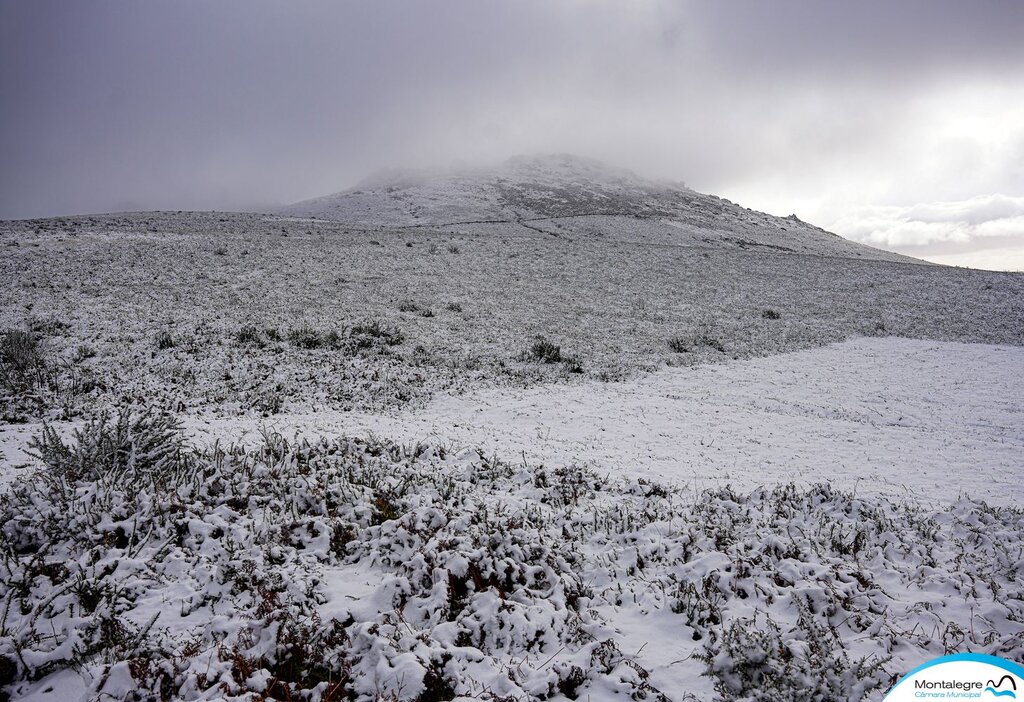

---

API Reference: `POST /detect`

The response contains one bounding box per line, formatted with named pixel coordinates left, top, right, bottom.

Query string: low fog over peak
left=350, top=154, right=646, bottom=192
left=1, top=1, right=1022, bottom=269
left=345, top=154, right=658, bottom=195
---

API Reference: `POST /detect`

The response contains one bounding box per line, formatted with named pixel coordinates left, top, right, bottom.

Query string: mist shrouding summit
left=277, top=153, right=914, bottom=263
left=1, top=0, right=1022, bottom=269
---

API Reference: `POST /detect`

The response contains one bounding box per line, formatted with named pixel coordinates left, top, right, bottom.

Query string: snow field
left=182, top=337, right=1024, bottom=507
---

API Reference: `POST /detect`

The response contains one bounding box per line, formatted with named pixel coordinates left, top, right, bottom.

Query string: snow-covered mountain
left=5, top=158, right=1024, bottom=702
left=279, top=154, right=915, bottom=262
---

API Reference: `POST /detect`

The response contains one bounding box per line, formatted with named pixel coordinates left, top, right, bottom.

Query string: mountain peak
left=351, top=154, right=658, bottom=192
left=277, top=155, right=914, bottom=264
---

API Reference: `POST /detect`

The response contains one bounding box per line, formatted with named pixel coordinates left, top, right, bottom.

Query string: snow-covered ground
left=5, top=336, right=1017, bottom=502
left=3, top=210, right=1022, bottom=422
left=163, top=337, right=1023, bottom=507
left=3, top=336, right=1022, bottom=700
left=2, top=162, right=1023, bottom=699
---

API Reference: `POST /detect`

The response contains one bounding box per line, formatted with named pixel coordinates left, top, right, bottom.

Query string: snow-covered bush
left=521, top=337, right=584, bottom=375
left=28, top=408, right=190, bottom=487
left=0, top=330, right=47, bottom=421
left=155, top=330, right=175, bottom=351
left=1, top=328, right=96, bottom=422
left=1, top=412, right=1022, bottom=700
left=703, top=605, right=888, bottom=701
left=0, top=331, right=41, bottom=376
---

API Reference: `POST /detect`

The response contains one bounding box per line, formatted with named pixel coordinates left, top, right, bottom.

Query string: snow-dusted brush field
left=1, top=209, right=1021, bottom=421
left=1, top=413, right=1022, bottom=701
left=1, top=158, right=1023, bottom=700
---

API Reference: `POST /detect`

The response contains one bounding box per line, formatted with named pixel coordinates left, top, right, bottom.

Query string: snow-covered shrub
left=666, top=326, right=726, bottom=355
left=703, top=605, right=888, bottom=701
left=348, top=319, right=403, bottom=349
left=521, top=337, right=584, bottom=374
left=235, top=325, right=263, bottom=346
left=154, top=330, right=175, bottom=350
left=0, top=331, right=40, bottom=375
left=27, top=408, right=191, bottom=488
left=1, top=330, right=48, bottom=421
left=72, top=344, right=96, bottom=362
left=667, top=336, right=690, bottom=353
left=1, top=414, right=1022, bottom=701
left=525, top=337, right=563, bottom=364
left=0, top=328, right=96, bottom=422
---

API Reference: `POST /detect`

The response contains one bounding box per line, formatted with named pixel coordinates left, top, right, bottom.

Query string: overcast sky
left=2, top=1, right=1022, bottom=270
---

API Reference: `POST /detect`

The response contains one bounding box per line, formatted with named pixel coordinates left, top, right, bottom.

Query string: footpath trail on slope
left=181, top=337, right=1024, bottom=506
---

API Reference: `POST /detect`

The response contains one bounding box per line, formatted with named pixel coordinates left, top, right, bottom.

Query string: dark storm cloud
left=0, top=1, right=554, bottom=215
left=2, top=0, right=1023, bottom=267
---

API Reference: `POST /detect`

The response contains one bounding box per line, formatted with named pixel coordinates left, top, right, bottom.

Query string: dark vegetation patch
left=1, top=327, right=100, bottom=422
left=522, top=336, right=584, bottom=373
left=154, top=330, right=174, bottom=350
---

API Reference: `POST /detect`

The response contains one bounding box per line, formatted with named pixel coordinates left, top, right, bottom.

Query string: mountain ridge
left=278, top=154, right=919, bottom=263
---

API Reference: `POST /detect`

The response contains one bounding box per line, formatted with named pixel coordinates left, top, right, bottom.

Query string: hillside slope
left=280, top=154, right=917, bottom=262
left=2, top=210, right=1021, bottom=420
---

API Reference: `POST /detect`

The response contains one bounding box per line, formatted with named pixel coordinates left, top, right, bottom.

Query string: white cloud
left=903, top=195, right=1024, bottom=227
left=822, top=194, right=1024, bottom=271
left=923, top=246, right=1024, bottom=272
